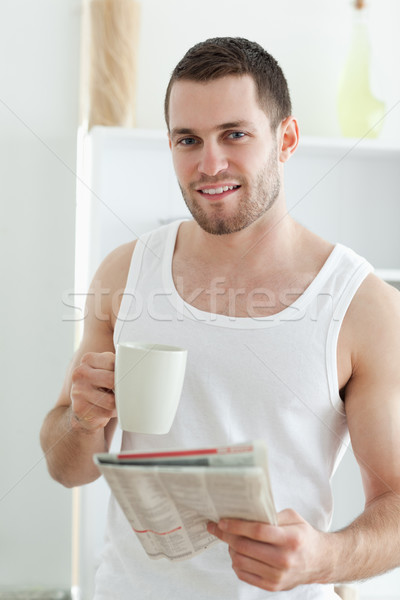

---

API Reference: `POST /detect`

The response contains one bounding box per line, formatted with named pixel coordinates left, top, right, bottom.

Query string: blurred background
left=0, top=0, right=399, bottom=598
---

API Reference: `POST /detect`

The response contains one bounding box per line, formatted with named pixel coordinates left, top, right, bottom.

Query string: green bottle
left=338, top=0, right=385, bottom=138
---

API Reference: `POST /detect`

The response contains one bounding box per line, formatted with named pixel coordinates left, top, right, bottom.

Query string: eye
left=227, top=131, right=246, bottom=140
left=178, top=137, right=198, bottom=146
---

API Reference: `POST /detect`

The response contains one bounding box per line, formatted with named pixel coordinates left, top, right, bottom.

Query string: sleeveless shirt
left=94, top=219, right=373, bottom=600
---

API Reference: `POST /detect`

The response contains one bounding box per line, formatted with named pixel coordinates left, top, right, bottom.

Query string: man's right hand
left=70, top=351, right=117, bottom=432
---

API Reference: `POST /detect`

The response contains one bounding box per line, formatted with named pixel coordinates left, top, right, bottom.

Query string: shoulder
left=87, top=240, right=137, bottom=331
left=92, top=240, right=137, bottom=292
left=346, top=273, right=400, bottom=336
left=344, top=272, right=400, bottom=375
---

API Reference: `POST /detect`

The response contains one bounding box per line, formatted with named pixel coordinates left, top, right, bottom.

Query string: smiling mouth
left=198, top=185, right=241, bottom=197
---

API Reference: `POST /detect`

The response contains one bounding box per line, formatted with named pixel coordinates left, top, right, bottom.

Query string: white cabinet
left=285, top=136, right=400, bottom=270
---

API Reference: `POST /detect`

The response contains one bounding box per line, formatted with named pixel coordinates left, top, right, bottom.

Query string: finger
left=77, top=363, right=115, bottom=391
left=276, top=508, right=304, bottom=527
left=71, top=382, right=115, bottom=423
left=230, top=547, right=300, bottom=592
left=234, top=569, right=264, bottom=588
left=81, top=351, right=115, bottom=370
left=229, top=547, right=279, bottom=580
left=229, top=546, right=292, bottom=593
left=72, top=382, right=116, bottom=412
left=215, top=528, right=287, bottom=569
left=233, top=567, right=286, bottom=594
left=208, top=523, right=275, bottom=562
left=93, top=369, right=115, bottom=391
left=216, top=519, right=287, bottom=545
left=80, top=402, right=117, bottom=421
left=90, top=388, right=116, bottom=411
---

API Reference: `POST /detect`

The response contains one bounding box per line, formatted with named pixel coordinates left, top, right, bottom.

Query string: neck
left=181, top=202, right=302, bottom=278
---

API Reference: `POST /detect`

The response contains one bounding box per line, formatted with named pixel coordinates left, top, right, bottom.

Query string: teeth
left=201, top=185, right=238, bottom=195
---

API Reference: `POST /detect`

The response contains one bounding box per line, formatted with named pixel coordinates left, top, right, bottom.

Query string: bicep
left=345, top=378, right=400, bottom=503
left=344, top=277, right=400, bottom=503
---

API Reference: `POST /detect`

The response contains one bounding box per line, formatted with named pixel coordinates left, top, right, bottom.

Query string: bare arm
left=40, top=242, right=135, bottom=488
left=325, top=274, right=400, bottom=581
left=208, top=274, right=400, bottom=591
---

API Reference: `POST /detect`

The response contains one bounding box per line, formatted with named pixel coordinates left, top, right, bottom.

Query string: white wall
left=135, top=0, right=400, bottom=142
left=0, top=0, right=80, bottom=591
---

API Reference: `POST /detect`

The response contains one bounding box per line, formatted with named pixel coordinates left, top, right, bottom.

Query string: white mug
left=115, top=342, right=187, bottom=434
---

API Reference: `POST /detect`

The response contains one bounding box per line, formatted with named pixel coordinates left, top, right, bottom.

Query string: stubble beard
left=179, top=147, right=281, bottom=236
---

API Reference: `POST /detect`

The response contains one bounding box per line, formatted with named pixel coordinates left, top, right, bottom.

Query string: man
left=40, top=38, right=400, bottom=599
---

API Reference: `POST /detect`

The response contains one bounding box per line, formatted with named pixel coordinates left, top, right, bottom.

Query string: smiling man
left=41, top=38, right=400, bottom=600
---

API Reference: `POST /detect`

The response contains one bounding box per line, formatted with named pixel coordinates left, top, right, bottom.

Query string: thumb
left=277, top=508, right=305, bottom=526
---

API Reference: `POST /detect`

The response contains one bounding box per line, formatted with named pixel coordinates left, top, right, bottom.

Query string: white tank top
left=94, top=219, right=373, bottom=600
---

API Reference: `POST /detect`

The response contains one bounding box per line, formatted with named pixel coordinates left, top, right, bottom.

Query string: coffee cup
left=115, top=342, right=187, bottom=434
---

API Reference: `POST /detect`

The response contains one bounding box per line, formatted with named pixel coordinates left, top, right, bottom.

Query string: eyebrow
left=170, top=120, right=255, bottom=139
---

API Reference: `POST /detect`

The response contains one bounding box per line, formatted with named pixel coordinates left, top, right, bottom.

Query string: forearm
left=323, top=492, right=400, bottom=583
left=40, top=405, right=107, bottom=488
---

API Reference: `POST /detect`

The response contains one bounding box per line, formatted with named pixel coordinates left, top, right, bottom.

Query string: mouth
left=196, top=184, right=241, bottom=200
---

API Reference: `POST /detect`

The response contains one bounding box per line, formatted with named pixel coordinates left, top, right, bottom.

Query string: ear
left=278, top=116, right=299, bottom=163
left=168, top=133, right=172, bottom=151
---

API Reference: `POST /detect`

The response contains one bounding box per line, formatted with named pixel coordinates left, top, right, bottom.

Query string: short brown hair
left=164, top=37, right=292, bottom=130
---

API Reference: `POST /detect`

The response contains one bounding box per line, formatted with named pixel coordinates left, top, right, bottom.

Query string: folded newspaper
left=94, top=440, right=277, bottom=561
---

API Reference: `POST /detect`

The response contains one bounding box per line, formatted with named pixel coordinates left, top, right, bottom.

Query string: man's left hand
left=207, top=509, right=330, bottom=592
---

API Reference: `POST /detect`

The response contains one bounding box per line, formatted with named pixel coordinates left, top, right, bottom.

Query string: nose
left=197, top=141, right=228, bottom=177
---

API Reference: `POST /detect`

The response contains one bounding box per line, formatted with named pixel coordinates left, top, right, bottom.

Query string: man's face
left=168, top=75, right=282, bottom=235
